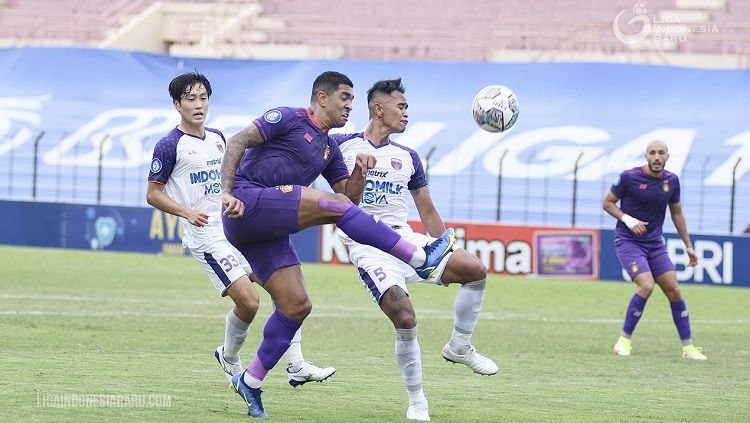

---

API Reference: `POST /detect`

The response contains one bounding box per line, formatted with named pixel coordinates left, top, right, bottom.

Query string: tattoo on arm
left=411, top=186, right=429, bottom=197
left=220, top=125, right=263, bottom=193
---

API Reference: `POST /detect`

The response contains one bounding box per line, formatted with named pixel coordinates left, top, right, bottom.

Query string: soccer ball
left=471, top=85, right=519, bottom=133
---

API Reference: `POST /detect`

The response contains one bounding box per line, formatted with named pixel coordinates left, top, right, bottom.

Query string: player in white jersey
left=334, top=78, right=498, bottom=421
left=146, top=72, right=335, bottom=388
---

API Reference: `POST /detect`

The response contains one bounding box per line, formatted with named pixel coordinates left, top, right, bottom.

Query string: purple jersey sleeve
left=669, top=174, right=681, bottom=203
left=609, top=170, right=631, bottom=199
left=148, top=131, right=180, bottom=183
left=252, top=107, right=298, bottom=144
left=408, top=149, right=427, bottom=190
left=322, top=140, right=350, bottom=187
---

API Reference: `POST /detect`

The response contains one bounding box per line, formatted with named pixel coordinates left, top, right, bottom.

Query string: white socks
left=396, top=327, right=426, bottom=405
left=223, top=308, right=250, bottom=363
left=285, top=328, right=304, bottom=370
left=408, top=249, right=427, bottom=268
left=449, top=279, right=486, bottom=355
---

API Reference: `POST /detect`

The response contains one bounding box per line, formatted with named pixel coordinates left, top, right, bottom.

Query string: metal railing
left=1, top=130, right=748, bottom=235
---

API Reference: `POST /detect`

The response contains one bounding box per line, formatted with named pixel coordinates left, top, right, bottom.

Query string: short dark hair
left=310, top=71, right=353, bottom=102
left=367, top=78, right=405, bottom=106
left=168, top=71, right=212, bottom=102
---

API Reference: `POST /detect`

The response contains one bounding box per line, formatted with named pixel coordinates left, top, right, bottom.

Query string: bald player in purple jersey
left=219, top=71, right=456, bottom=418
left=603, top=140, right=707, bottom=360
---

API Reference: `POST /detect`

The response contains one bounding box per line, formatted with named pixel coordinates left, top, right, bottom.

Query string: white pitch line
left=0, top=309, right=747, bottom=325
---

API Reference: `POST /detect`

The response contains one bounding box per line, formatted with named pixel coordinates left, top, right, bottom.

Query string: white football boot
left=214, top=346, right=243, bottom=382
left=406, top=401, right=430, bottom=421
left=287, top=361, right=336, bottom=387
left=442, top=343, right=499, bottom=375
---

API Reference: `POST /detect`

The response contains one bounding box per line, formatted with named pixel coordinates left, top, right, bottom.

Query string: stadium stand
left=1, top=0, right=749, bottom=66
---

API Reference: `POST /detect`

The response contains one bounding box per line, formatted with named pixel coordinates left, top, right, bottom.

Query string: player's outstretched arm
left=332, top=152, right=376, bottom=203
left=146, top=182, right=209, bottom=227
left=669, top=201, right=698, bottom=266
left=221, top=124, right=265, bottom=218
left=411, top=185, right=446, bottom=237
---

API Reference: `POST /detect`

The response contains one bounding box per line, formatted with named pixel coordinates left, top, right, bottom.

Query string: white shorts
left=189, top=239, right=253, bottom=297
left=348, top=229, right=453, bottom=304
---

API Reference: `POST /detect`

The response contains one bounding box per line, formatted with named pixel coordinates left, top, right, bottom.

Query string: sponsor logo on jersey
left=206, top=158, right=221, bottom=166
left=367, top=170, right=389, bottom=178
left=391, top=158, right=402, bottom=170
left=264, top=109, right=282, bottom=124
left=190, top=169, right=221, bottom=184
left=304, top=132, right=313, bottom=143
left=277, top=184, right=293, bottom=193
left=639, top=183, right=648, bottom=190
left=150, top=158, right=162, bottom=173
left=662, top=180, right=669, bottom=192
left=323, top=145, right=330, bottom=160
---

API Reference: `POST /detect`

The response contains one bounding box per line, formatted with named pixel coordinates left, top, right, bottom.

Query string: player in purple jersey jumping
left=219, top=71, right=456, bottom=418
left=603, top=140, right=707, bottom=360
left=146, top=72, right=336, bottom=394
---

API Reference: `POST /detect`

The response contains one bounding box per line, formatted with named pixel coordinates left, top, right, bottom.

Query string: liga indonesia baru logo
left=613, top=1, right=718, bottom=46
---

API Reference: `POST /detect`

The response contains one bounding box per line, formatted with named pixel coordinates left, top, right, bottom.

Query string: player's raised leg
left=299, top=187, right=455, bottom=278
left=438, top=250, right=498, bottom=375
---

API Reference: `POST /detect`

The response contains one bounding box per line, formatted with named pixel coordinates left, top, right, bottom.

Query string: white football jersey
left=335, top=133, right=427, bottom=242
left=148, top=127, right=226, bottom=249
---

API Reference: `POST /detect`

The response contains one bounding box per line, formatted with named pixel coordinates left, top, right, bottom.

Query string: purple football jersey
left=610, top=166, right=680, bottom=242
left=234, top=107, right=349, bottom=189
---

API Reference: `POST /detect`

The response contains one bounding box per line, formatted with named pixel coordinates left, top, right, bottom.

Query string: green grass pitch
left=1, top=246, right=749, bottom=422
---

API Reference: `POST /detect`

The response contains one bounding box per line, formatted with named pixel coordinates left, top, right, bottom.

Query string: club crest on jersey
left=391, top=158, right=402, bottom=170
left=150, top=158, right=162, bottom=173
left=276, top=185, right=293, bottom=193
left=263, top=109, right=282, bottom=124
left=323, top=146, right=330, bottom=160
left=639, top=183, right=648, bottom=190
left=215, top=140, right=225, bottom=153
left=304, top=132, right=313, bottom=143
left=662, top=180, right=669, bottom=192
left=630, top=261, right=639, bottom=274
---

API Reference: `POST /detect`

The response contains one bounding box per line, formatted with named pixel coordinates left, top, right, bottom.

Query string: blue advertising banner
left=600, top=229, right=747, bottom=287
left=0, top=48, right=748, bottom=233
left=0, top=200, right=319, bottom=262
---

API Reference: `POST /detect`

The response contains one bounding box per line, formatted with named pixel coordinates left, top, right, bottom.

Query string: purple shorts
left=222, top=185, right=302, bottom=283
left=615, top=238, right=675, bottom=279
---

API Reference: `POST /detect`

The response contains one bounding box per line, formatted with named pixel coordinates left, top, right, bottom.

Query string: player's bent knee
left=317, top=193, right=353, bottom=214
left=393, top=310, right=417, bottom=329
left=466, top=259, right=487, bottom=281
left=284, top=297, right=312, bottom=321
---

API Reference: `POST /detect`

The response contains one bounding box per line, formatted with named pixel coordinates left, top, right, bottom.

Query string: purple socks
left=670, top=299, right=692, bottom=341
left=245, top=309, right=302, bottom=381
left=622, top=293, right=647, bottom=336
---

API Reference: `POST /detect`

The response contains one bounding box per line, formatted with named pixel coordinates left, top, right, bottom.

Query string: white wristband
left=620, top=214, right=638, bottom=230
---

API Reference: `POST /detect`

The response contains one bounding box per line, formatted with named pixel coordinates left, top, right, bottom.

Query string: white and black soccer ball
left=471, top=85, right=519, bottom=133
